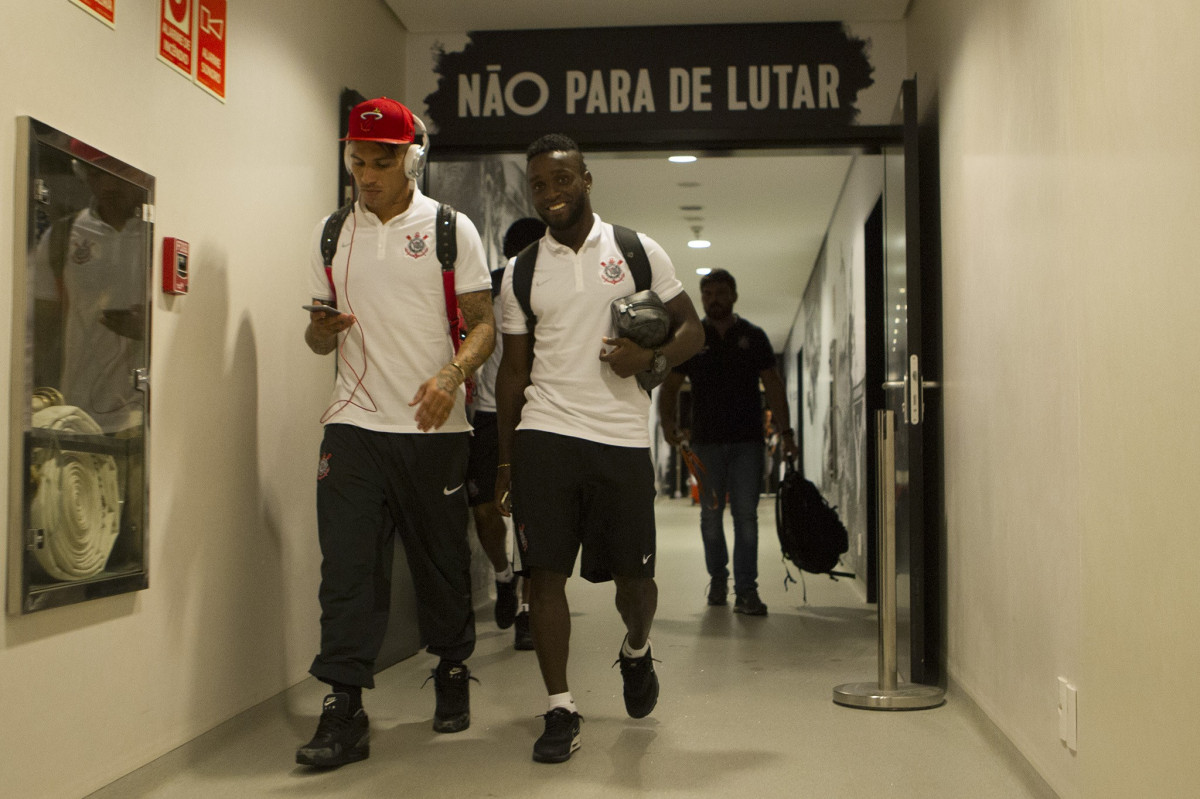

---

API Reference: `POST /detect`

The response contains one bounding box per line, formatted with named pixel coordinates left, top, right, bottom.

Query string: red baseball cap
left=341, top=97, right=416, bottom=144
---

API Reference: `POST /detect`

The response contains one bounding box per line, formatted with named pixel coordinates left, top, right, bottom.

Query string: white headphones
left=403, top=113, right=429, bottom=180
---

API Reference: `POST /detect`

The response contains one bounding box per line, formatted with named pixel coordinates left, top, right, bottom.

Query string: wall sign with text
left=158, top=0, right=193, bottom=78
left=71, top=0, right=116, bottom=27
left=418, top=22, right=894, bottom=151
left=156, top=0, right=227, bottom=102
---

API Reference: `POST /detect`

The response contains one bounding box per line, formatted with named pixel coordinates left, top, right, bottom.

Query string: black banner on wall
left=422, top=22, right=875, bottom=151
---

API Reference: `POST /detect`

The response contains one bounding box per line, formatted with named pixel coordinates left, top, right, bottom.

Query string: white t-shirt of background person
left=469, top=263, right=508, bottom=414
left=34, top=207, right=147, bottom=433
left=498, top=214, right=683, bottom=448
left=308, top=189, right=491, bottom=434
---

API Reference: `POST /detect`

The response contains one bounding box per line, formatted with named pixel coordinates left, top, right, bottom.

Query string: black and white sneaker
left=295, top=693, right=369, bottom=768
left=532, top=707, right=582, bottom=763
left=615, top=639, right=660, bottom=719
left=513, top=611, right=535, bottom=651
left=495, top=579, right=518, bottom=629
left=430, top=660, right=474, bottom=733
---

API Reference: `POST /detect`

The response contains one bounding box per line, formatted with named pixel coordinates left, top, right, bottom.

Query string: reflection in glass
left=9, top=118, right=152, bottom=613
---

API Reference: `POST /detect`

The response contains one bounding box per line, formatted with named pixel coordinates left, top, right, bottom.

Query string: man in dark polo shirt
left=658, top=268, right=796, bottom=615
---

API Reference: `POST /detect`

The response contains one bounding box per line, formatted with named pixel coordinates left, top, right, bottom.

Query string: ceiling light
left=669, top=155, right=697, bottom=163
left=688, top=224, right=711, bottom=249
left=696, top=268, right=712, bottom=275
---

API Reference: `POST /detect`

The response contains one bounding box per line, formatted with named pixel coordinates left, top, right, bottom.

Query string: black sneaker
left=615, top=640, right=659, bottom=719
left=431, top=660, right=473, bottom=733
left=532, top=707, right=582, bottom=763
left=513, top=611, right=535, bottom=650
left=495, top=578, right=518, bottom=629
left=706, top=579, right=728, bottom=606
left=733, top=589, right=768, bottom=616
left=295, top=693, right=369, bottom=767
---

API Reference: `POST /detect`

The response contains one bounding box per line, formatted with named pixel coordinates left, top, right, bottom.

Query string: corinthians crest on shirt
left=405, top=231, right=431, bottom=259
left=599, top=257, right=627, bottom=285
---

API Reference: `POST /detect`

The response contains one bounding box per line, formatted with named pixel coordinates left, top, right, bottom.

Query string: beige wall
left=0, top=2, right=407, bottom=796
left=907, top=1, right=1200, bottom=796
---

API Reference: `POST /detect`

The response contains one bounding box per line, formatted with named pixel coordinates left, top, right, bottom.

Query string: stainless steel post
left=833, top=410, right=944, bottom=710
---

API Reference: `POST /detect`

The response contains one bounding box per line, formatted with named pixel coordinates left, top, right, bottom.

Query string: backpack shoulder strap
left=319, top=203, right=354, bottom=307
left=436, top=202, right=457, bottom=273
left=613, top=224, right=650, bottom=292
left=512, top=241, right=539, bottom=332
left=435, top=203, right=466, bottom=355
left=320, top=203, right=354, bottom=267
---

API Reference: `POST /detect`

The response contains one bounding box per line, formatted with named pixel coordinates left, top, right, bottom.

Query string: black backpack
left=320, top=203, right=461, bottom=343
left=319, top=202, right=472, bottom=397
left=510, top=224, right=649, bottom=333
left=775, top=457, right=853, bottom=597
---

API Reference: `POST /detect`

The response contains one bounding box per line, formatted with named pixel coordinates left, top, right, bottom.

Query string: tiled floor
left=88, top=497, right=1057, bottom=798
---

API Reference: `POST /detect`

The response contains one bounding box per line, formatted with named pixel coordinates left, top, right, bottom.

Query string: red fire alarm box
left=163, top=237, right=189, bottom=294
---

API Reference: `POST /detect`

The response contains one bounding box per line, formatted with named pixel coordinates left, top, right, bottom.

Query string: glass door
left=881, top=79, right=939, bottom=685
left=8, top=118, right=153, bottom=614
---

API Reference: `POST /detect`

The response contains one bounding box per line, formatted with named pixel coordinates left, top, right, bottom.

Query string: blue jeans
left=691, top=440, right=764, bottom=596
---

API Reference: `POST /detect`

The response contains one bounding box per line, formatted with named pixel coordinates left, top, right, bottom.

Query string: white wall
left=0, top=2, right=407, bottom=796
left=907, top=1, right=1200, bottom=796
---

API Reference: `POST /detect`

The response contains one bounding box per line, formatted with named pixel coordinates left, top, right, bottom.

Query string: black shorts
left=512, top=430, right=657, bottom=583
left=466, top=411, right=499, bottom=507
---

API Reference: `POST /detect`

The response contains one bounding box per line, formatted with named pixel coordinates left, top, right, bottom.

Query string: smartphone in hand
left=302, top=304, right=342, bottom=317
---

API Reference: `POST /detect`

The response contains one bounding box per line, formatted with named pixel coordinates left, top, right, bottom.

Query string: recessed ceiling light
left=688, top=239, right=711, bottom=249
left=669, top=155, right=697, bottom=163
left=696, top=268, right=712, bottom=275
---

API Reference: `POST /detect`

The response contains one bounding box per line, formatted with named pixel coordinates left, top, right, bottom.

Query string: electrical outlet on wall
left=1057, top=676, right=1078, bottom=752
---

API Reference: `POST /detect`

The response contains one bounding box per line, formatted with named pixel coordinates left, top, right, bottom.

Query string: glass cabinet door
left=8, top=117, right=153, bottom=614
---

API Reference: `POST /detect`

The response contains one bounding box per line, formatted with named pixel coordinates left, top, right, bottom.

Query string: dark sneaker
left=431, top=660, right=474, bottom=733
left=706, top=579, right=728, bottom=606
left=513, top=611, right=535, bottom=650
left=532, top=707, right=582, bottom=763
left=615, top=640, right=660, bottom=719
left=733, top=589, right=768, bottom=616
left=295, top=693, right=369, bottom=767
left=495, top=578, right=518, bottom=629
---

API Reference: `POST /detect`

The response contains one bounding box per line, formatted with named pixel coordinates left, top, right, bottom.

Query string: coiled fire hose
left=29, top=402, right=120, bottom=580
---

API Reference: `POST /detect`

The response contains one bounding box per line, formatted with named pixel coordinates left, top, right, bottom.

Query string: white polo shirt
left=498, top=214, right=683, bottom=447
left=34, top=207, right=147, bottom=434
left=309, top=189, right=491, bottom=433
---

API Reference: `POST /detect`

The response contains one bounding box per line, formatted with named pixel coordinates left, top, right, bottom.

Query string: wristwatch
left=650, top=348, right=668, bottom=377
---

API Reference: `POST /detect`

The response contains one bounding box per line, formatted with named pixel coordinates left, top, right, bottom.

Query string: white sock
left=622, top=637, right=650, bottom=659
left=518, top=603, right=530, bottom=614
left=548, top=692, right=577, bottom=713
left=495, top=565, right=514, bottom=583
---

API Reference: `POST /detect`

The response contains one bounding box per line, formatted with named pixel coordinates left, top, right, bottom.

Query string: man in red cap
left=296, top=97, right=495, bottom=768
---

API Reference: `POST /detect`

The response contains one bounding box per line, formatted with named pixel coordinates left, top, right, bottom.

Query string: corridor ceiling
left=384, top=1, right=911, bottom=349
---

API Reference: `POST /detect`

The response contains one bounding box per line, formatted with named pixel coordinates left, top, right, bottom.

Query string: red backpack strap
left=435, top=203, right=473, bottom=402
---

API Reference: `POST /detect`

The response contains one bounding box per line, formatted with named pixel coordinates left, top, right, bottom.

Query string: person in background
left=494, top=134, right=703, bottom=763
left=297, top=97, right=494, bottom=768
left=658, top=268, right=796, bottom=616
left=466, top=216, right=545, bottom=651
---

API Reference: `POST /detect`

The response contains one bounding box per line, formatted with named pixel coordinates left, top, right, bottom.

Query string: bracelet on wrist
left=497, top=463, right=511, bottom=469
left=448, top=361, right=467, bottom=381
